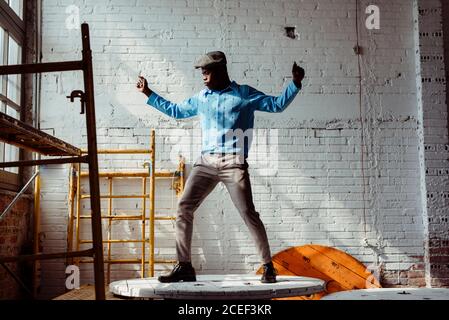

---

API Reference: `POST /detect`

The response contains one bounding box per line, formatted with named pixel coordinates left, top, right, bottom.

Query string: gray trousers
left=176, top=153, right=272, bottom=264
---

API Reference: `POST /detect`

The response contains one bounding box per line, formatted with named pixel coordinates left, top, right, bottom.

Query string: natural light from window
left=0, top=25, right=21, bottom=174
left=3, top=0, right=23, bottom=20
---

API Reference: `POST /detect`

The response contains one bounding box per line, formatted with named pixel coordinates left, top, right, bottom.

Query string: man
left=137, top=51, right=305, bottom=283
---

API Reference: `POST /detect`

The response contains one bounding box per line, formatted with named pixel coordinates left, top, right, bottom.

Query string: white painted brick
left=35, top=0, right=444, bottom=298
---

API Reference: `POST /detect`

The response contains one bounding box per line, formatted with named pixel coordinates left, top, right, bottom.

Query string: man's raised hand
left=292, top=62, right=305, bottom=88
left=136, top=76, right=152, bottom=97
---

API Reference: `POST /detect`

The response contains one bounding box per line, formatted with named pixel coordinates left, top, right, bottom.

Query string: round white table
left=321, top=288, right=449, bottom=300
left=109, top=274, right=325, bottom=300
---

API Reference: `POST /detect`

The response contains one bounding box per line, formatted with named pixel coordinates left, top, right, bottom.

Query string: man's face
left=201, top=67, right=215, bottom=89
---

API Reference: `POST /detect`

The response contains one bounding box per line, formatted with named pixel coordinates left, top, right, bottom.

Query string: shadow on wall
left=42, top=62, right=424, bottom=292
left=38, top=1, right=424, bottom=297
left=187, top=123, right=424, bottom=283
left=246, top=127, right=424, bottom=287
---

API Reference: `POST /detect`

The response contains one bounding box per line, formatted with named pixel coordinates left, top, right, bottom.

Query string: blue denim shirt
left=147, top=81, right=301, bottom=158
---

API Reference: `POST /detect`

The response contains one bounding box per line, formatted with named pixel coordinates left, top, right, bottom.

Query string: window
left=0, top=0, right=25, bottom=190
left=1, top=26, right=22, bottom=176
left=5, top=0, right=23, bottom=20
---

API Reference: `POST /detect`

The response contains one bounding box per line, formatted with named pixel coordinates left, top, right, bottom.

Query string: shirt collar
left=204, top=81, right=238, bottom=96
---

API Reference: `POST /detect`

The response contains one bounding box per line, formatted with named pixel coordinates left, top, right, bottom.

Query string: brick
left=35, top=0, right=449, bottom=297
left=0, top=194, right=32, bottom=299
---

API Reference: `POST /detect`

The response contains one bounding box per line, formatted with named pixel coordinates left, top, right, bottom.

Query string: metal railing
left=0, top=170, right=39, bottom=221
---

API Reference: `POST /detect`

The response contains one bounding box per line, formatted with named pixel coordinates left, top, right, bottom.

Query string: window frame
left=0, top=1, right=25, bottom=43
left=0, top=0, right=26, bottom=192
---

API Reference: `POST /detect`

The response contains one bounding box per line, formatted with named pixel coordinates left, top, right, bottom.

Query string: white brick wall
left=38, top=0, right=428, bottom=298
left=415, top=0, right=449, bottom=287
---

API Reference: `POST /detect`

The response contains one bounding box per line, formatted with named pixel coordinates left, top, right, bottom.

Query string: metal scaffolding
left=67, top=129, right=185, bottom=283
left=0, top=23, right=105, bottom=300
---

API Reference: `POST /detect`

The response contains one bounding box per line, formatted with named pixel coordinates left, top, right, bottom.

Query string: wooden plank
left=79, top=259, right=177, bottom=264
left=79, top=171, right=178, bottom=178
left=0, top=61, right=83, bottom=75
left=0, top=156, right=88, bottom=168
left=82, top=149, right=152, bottom=154
left=0, top=111, right=81, bottom=156
left=256, top=245, right=381, bottom=300
left=81, top=22, right=105, bottom=301
left=272, top=245, right=380, bottom=289
left=79, top=215, right=143, bottom=220
left=79, top=239, right=143, bottom=244
left=283, top=246, right=375, bottom=290
left=307, top=245, right=381, bottom=287
left=0, top=93, right=21, bottom=111
left=0, top=249, right=94, bottom=263
left=80, top=194, right=147, bottom=199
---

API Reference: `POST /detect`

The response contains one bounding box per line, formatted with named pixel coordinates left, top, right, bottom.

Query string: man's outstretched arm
left=248, top=62, right=305, bottom=113
left=137, top=76, right=198, bottom=119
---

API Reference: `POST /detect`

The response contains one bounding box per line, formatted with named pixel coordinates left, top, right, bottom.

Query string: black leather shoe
left=158, top=262, right=196, bottom=283
left=261, top=262, right=277, bottom=283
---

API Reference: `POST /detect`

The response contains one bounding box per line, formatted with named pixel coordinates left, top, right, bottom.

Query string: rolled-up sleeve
left=248, top=81, right=301, bottom=113
left=147, top=92, right=198, bottom=119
